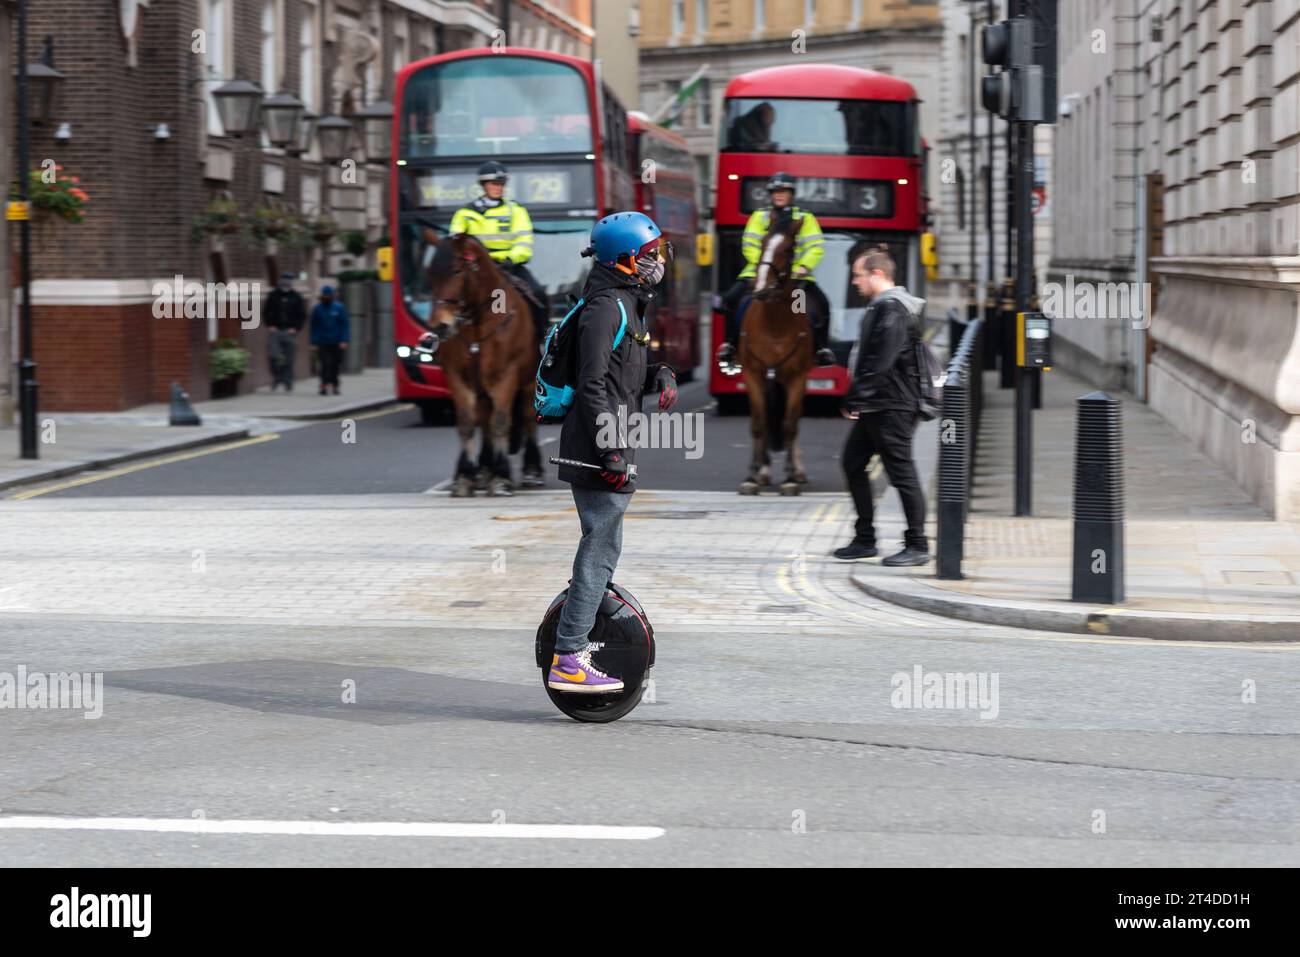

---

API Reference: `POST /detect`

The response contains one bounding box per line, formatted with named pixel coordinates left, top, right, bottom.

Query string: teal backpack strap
left=611, top=299, right=628, bottom=352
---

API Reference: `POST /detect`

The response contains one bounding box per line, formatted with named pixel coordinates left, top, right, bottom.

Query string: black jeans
left=504, top=261, right=549, bottom=342
left=842, top=409, right=927, bottom=551
left=317, top=344, right=343, bottom=388
left=267, top=328, right=297, bottom=388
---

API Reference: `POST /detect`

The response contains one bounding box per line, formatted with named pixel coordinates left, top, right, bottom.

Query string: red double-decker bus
left=389, top=48, right=636, bottom=422
left=628, top=111, right=701, bottom=380
left=710, top=63, right=931, bottom=409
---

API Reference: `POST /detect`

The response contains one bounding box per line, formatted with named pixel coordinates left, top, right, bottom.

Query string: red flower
left=69, top=188, right=89, bottom=202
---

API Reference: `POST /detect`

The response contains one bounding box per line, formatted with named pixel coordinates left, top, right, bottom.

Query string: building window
left=755, top=0, right=766, bottom=31
left=696, top=0, right=708, bottom=35
left=203, top=0, right=230, bottom=136
left=805, top=0, right=815, bottom=26
left=672, top=0, right=685, bottom=36
left=392, top=28, right=408, bottom=79
left=852, top=0, right=862, bottom=23
left=697, top=77, right=711, bottom=128
left=664, top=78, right=682, bottom=121
left=299, top=11, right=318, bottom=113
left=260, top=1, right=278, bottom=94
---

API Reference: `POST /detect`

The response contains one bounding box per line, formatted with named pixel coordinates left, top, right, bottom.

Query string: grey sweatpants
left=555, top=484, right=632, bottom=653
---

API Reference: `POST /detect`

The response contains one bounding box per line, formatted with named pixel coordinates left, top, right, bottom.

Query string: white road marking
left=0, top=815, right=664, bottom=841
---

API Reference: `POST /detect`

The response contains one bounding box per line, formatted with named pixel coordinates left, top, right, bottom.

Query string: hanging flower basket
left=192, top=196, right=242, bottom=241
left=7, top=165, right=89, bottom=223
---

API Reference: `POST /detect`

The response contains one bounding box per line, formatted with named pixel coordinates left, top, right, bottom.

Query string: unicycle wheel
left=535, top=582, right=655, bottom=724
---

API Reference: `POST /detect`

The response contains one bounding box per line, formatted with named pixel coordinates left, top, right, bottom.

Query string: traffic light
left=981, top=17, right=1054, bottom=124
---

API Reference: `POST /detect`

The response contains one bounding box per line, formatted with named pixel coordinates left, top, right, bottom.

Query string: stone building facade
left=7, top=0, right=593, bottom=412
left=637, top=0, right=942, bottom=226
left=1051, top=0, right=1300, bottom=518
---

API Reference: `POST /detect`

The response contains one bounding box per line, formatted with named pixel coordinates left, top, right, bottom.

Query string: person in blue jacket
left=309, top=285, right=350, bottom=396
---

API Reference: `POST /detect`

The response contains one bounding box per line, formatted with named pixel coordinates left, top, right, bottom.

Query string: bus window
left=723, top=98, right=914, bottom=157
left=400, top=57, right=593, bottom=157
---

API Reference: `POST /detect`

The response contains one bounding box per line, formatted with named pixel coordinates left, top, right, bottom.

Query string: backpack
left=534, top=293, right=628, bottom=422
left=910, top=330, right=945, bottom=421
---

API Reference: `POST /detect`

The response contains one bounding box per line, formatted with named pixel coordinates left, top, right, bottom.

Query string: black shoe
left=833, top=541, right=878, bottom=561
left=882, top=546, right=932, bottom=567
left=815, top=347, right=836, bottom=367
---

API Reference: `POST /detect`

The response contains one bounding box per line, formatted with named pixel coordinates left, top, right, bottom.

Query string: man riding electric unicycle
left=533, top=211, right=678, bottom=722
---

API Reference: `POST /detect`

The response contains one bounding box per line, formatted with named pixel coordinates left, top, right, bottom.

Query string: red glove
left=655, top=366, right=678, bottom=411
left=600, top=450, right=629, bottom=491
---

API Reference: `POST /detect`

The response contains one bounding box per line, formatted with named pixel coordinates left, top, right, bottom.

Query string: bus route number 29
left=525, top=173, right=568, bottom=204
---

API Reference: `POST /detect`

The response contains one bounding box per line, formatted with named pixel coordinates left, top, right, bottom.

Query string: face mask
left=636, top=255, right=664, bottom=286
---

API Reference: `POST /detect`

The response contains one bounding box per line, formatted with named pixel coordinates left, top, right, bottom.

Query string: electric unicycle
left=535, top=582, right=655, bottom=723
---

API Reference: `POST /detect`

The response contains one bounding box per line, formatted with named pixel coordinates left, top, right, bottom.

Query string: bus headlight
left=396, top=345, right=412, bottom=358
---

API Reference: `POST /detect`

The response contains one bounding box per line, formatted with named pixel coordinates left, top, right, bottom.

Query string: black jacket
left=558, top=264, right=666, bottom=493
left=843, top=287, right=924, bottom=415
left=264, top=288, right=306, bottom=331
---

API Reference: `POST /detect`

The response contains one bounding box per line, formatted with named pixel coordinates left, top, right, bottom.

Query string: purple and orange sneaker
left=548, top=646, right=624, bottom=694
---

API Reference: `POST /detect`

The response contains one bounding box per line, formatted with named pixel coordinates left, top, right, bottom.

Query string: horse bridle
left=430, top=247, right=514, bottom=356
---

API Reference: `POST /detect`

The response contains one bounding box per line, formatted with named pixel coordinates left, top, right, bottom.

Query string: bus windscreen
left=722, top=98, right=913, bottom=156
left=400, top=57, right=593, bottom=158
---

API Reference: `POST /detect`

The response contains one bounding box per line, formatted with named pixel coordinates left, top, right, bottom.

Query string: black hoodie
left=557, top=263, right=666, bottom=493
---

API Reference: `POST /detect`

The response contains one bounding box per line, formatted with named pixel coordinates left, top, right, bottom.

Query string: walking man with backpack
left=833, top=246, right=933, bottom=567
left=545, top=211, right=678, bottom=693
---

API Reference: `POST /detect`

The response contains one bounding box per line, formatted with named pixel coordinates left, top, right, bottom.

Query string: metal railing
left=936, top=317, right=985, bottom=580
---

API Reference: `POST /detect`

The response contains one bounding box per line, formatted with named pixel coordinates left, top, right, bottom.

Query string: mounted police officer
left=450, top=160, right=550, bottom=343
left=716, top=172, right=835, bottom=370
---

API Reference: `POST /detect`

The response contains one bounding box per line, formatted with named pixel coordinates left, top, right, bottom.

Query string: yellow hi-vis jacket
left=449, top=196, right=534, bottom=265
left=738, top=206, right=825, bottom=279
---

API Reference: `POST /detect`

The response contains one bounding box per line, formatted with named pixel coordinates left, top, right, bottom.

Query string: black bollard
left=169, top=382, right=201, bottom=426
left=936, top=364, right=970, bottom=580
left=1071, top=392, right=1124, bottom=603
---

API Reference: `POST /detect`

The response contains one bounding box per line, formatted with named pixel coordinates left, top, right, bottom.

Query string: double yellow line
left=6, top=433, right=281, bottom=500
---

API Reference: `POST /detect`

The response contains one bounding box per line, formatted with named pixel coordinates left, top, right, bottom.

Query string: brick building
left=6, top=0, right=592, bottom=412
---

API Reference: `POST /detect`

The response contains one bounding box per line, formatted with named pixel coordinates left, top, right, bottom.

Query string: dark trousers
left=267, top=329, right=297, bottom=388
left=504, top=261, right=549, bottom=342
left=317, top=344, right=343, bottom=388
left=721, top=277, right=829, bottom=351
left=842, top=410, right=927, bottom=551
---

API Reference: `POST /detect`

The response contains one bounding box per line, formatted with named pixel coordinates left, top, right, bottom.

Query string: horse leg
left=780, top=374, right=809, bottom=495
left=448, top=375, right=479, bottom=498
left=474, top=394, right=494, bottom=492
left=519, top=382, right=545, bottom=488
left=739, top=364, right=768, bottom=495
left=485, top=381, right=516, bottom=496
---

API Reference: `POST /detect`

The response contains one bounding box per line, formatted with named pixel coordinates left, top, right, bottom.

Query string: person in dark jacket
left=549, top=211, right=678, bottom=694
left=833, top=246, right=932, bottom=566
left=264, top=271, right=306, bottom=391
left=309, top=285, right=350, bottom=396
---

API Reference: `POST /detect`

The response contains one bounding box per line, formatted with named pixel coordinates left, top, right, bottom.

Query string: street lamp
left=354, top=100, right=394, bottom=163
left=314, top=114, right=355, bottom=163
left=24, top=37, right=65, bottom=125
left=261, top=92, right=305, bottom=149
left=288, top=111, right=317, bottom=157
left=211, top=79, right=264, bottom=136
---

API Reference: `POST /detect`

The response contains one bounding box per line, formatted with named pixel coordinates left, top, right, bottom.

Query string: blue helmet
left=588, top=211, right=662, bottom=266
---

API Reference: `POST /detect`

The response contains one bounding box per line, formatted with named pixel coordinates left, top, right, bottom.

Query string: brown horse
left=422, top=229, right=544, bottom=496
left=736, top=213, right=814, bottom=496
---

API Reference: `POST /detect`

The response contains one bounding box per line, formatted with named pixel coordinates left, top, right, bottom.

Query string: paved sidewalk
left=0, top=368, right=399, bottom=492
left=852, top=368, right=1300, bottom=641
